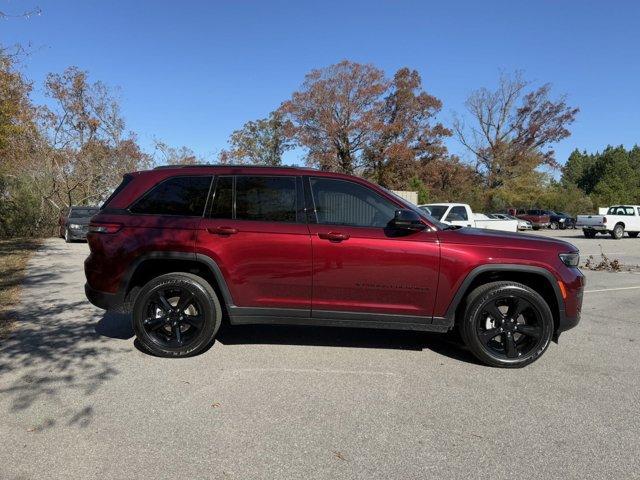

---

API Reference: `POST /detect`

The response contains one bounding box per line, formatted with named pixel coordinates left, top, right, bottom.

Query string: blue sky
left=3, top=0, right=639, bottom=167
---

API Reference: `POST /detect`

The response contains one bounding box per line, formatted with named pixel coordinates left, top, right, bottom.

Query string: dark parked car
left=541, top=210, right=576, bottom=230
left=85, top=165, right=584, bottom=368
left=59, top=206, right=99, bottom=242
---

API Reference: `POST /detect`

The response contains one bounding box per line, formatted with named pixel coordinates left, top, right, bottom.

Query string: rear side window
left=130, top=176, right=212, bottom=216
left=235, top=176, right=297, bottom=222
left=210, top=176, right=233, bottom=219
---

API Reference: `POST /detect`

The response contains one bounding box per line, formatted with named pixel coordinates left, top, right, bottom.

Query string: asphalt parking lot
left=1, top=231, right=639, bottom=479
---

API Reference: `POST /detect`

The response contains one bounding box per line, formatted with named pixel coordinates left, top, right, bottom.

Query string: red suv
left=85, top=166, right=584, bottom=367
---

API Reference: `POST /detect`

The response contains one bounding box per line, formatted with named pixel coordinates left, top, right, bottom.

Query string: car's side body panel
left=84, top=165, right=585, bottom=341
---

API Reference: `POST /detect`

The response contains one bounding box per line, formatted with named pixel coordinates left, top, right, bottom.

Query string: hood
left=440, top=226, right=578, bottom=252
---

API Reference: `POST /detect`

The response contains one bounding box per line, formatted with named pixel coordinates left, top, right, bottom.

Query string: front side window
left=446, top=206, right=468, bottom=221
left=310, top=177, right=397, bottom=228
left=235, top=176, right=297, bottom=222
left=130, top=176, right=212, bottom=216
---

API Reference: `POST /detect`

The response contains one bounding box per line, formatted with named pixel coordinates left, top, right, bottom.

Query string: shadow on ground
left=0, top=258, right=126, bottom=432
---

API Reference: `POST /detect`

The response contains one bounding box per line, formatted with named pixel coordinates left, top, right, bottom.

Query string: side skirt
left=228, top=306, right=452, bottom=333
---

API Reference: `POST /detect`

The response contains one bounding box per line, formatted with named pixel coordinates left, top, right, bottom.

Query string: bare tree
left=152, top=140, right=201, bottom=166
left=454, top=72, right=579, bottom=190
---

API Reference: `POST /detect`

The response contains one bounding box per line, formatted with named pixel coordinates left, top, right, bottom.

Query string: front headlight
left=559, top=218, right=565, bottom=222
left=559, top=252, right=580, bottom=267
left=69, top=224, right=82, bottom=229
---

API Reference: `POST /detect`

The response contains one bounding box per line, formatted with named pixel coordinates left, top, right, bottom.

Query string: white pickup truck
left=576, top=205, right=640, bottom=239
left=419, top=203, right=519, bottom=232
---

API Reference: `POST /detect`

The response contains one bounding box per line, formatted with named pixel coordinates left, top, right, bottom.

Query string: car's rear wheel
left=583, top=229, right=596, bottom=239
left=611, top=224, right=624, bottom=240
left=550, top=221, right=559, bottom=230
left=460, top=281, right=554, bottom=368
left=132, top=272, right=221, bottom=357
left=628, top=232, right=639, bottom=238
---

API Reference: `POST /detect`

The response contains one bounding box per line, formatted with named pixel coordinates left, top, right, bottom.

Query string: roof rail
left=153, top=164, right=317, bottom=170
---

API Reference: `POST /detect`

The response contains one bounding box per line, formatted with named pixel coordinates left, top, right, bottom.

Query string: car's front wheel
left=460, top=281, right=554, bottom=368
left=132, top=272, right=222, bottom=357
left=550, top=221, right=559, bottom=230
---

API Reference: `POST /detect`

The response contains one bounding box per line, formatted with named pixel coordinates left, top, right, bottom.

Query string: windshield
left=69, top=208, right=99, bottom=218
left=380, top=188, right=448, bottom=229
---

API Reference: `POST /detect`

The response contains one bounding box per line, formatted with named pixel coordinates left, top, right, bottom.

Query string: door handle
left=318, top=232, right=350, bottom=242
left=207, top=226, right=238, bottom=235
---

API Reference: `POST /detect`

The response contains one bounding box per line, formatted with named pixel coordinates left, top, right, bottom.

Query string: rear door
left=196, top=175, right=312, bottom=314
left=306, top=176, right=440, bottom=321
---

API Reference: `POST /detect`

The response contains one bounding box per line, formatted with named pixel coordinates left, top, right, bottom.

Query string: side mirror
left=391, top=209, right=426, bottom=231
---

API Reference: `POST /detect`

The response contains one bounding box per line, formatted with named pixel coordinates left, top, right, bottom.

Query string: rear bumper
left=579, top=225, right=608, bottom=232
left=85, top=283, right=125, bottom=311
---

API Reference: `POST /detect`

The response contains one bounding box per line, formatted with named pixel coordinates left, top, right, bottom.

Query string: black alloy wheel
left=460, top=281, right=553, bottom=368
left=133, top=273, right=221, bottom=357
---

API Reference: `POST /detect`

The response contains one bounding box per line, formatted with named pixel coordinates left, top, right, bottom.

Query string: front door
left=196, top=175, right=312, bottom=314
left=306, top=176, right=440, bottom=321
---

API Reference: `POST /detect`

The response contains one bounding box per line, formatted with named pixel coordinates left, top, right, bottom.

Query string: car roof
left=133, top=164, right=364, bottom=182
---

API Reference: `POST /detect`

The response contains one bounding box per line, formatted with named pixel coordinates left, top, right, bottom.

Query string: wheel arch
left=444, top=265, right=564, bottom=336
left=122, top=252, right=234, bottom=312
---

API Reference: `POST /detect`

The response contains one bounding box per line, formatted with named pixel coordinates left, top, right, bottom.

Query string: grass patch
left=0, top=238, right=42, bottom=338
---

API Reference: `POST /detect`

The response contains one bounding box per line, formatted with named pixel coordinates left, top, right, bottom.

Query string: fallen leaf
left=333, top=450, right=348, bottom=461
left=211, top=402, right=221, bottom=408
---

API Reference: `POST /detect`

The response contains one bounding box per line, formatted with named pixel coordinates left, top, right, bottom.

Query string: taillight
left=88, top=223, right=122, bottom=234
left=603, top=216, right=607, bottom=224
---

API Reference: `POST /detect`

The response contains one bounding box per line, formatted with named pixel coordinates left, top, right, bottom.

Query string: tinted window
left=447, top=206, right=468, bottom=221
left=130, top=176, right=212, bottom=216
left=210, top=176, right=233, bottom=219
left=235, top=176, right=297, bottom=222
left=310, top=178, right=397, bottom=227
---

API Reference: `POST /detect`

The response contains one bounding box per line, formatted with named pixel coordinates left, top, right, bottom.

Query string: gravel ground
left=1, top=236, right=639, bottom=480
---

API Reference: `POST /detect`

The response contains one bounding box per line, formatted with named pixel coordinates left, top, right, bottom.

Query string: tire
left=583, top=229, right=596, bottom=239
left=550, top=221, right=559, bottom=230
left=611, top=224, right=624, bottom=240
left=132, top=272, right=222, bottom=357
left=459, top=281, right=554, bottom=368
left=64, top=229, right=71, bottom=243
left=628, top=232, right=639, bottom=238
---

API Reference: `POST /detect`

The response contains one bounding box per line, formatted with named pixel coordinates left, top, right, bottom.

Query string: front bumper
left=67, top=227, right=89, bottom=240
left=531, top=222, right=551, bottom=228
